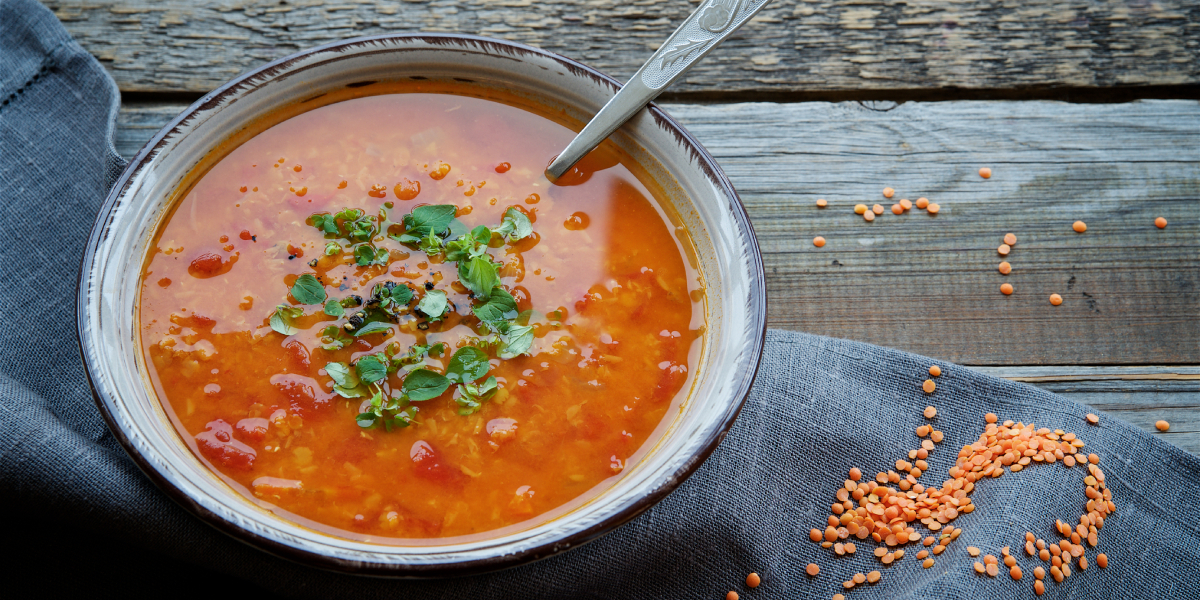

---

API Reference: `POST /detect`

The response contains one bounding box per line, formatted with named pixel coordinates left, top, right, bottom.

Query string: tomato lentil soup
left=139, top=82, right=704, bottom=542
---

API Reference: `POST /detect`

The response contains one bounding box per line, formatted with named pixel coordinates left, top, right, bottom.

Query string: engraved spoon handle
left=545, top=0, right=773, bottom=181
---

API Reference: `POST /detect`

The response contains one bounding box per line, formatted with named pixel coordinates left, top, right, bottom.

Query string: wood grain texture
left=668, top=100, right=1200, bottom=365
left=114, top=99, right=1200, bottom=365
left=50, top=0, right=1200, bottom=95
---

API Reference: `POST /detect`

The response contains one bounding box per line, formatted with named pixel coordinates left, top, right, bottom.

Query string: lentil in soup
left=139, top=83, right=703, bottom=542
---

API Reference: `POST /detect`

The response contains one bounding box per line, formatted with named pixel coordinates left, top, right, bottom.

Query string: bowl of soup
left=77, top=34, right=765, bottom=576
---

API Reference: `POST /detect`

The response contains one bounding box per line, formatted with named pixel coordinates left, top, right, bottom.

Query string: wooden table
left=53, top=0, right=1199, bottom=452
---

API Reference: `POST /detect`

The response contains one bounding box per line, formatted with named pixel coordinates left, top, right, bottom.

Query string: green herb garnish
left=290, top=274, right=326, bottom=305
left=269, top=305, right=304, bottom=336
left=402, top=368, right=451, bottom=401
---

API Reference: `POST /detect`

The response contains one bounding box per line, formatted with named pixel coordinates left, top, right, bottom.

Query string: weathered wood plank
left=114, top=99, right=1200, bottom=365
left=51, top=0, right=1200, bottom=95
left=668, top=100, right=1200, bottom=365
left=974, top=366, right=1199, bottom=453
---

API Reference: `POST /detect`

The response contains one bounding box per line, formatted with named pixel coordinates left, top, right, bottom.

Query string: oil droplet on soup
left=139, top=84, right=704, bottom=542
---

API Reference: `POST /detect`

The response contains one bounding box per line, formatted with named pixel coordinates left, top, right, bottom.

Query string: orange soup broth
left=139, top=82, right=705, bottom=543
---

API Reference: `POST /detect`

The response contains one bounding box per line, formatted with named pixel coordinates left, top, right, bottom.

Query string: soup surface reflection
left=139, top=85, right=703, bottom=541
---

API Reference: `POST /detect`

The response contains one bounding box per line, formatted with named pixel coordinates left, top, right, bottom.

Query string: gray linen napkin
left=3, top=1, right=1198, bottom=598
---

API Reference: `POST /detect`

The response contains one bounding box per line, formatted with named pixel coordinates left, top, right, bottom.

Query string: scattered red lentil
left=927, top=203, right=940, bottom=215
left=806, top=563, right=820, bottom=577
left=853, top=573, right=866, bottom=584
left=923, top=380, right=937, bottom=395
left=900, top=199, right=913, bottom=210
left=867, top=571, right=881, bottom=583
left=1004, top=233, right=1017, bottom=246
left=814, top=236, right=826, bottom=248
left=746, top=573, right=761, bottom=588
left=892, top=204, right=904, bottom=215
left=1156, top=420, right=1170, bottom=431
left=923, top=558, right=935, bottom=568
left=1034, top=580, right=1045, bottom=595
left=864, top=211, right=876, bottom=222
left=929, top=365, right=942, bottom=377
left=915, top=197, right=929, bottom=209
left=998, top=261, right=1012, bottom=275
left=817, top=198, right=828, bottom=208
left=1086, top=414, right=1100, bottom=425
left=833, top=595, right=845, bottom=600
left=968, top=546, right=981, bottom=556
left=998, top=244, right=1011, bottom=256
left=872, top=204, right=885, bottom=215
left=1050, top=294, right=1063, bottom=306
left=854, top=204, right=868, bottom=215
left=979, top=167, right=992, bottom=179
left=1001, top=283, right=1013, bottom=295
left=985, top=413, right=998, bottom=424
left=883, top=187, right=895, bottom=198
left=1011, top=565, right=1023, bottom=580
left=727, top=591, right=739, bottom=600
left=1097, top=553, right=1108, bottom=568
left=1073, top=221, right=1087, bottom=233
left=1155, top=217, right=1167, bottom=229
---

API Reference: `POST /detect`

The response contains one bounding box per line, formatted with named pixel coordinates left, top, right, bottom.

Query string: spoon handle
left=546, top=0, right=774, bottom=180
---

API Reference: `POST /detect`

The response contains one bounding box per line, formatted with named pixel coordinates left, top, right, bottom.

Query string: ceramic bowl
left=77, top=34, right=765, bottom=576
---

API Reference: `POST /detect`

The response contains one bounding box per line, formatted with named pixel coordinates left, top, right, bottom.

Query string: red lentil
left=892, top=204, right=904, bottom=215
left=979, top=167, right=992, bottom=179
left=746, top=573, right=761, bottom=588
left=1001, top=283, right=1013, bottom=295
left=1050, top=293, right=1063, bottom=306
left=1155, top=217, right=1167, bottom=229
left=1097, top=554, right=1108, bottom=568
left=814, top=236, right=826, bottom=248
left=923, top=380, right=936, bottom=394
left=864, top=211, right=876, bottom=222
left=916, top=197, right=929, bottom=209
left=998, top=261, right=1012, bottom=275
left=1156, top=420, right=1170, bottom=431
left=806, top=563, right=820, bottom=577
left=929, top=365, right=942, bottom=377
left=883, top=187, right=895, bottom=199
left=727, top=592, right=739, bottom=600
left=998, top=244, right=1011, bottom=256
left=817, top=198, right=828, bottom=208
left=927, top=203, right=940, bottom=215
left=1073, top=221, right=1087, bottom=233
left=900, top=199, right=913, bottom=210
left=854, top=204, right=868, bottom=215
left=872, top=204, right=885, bottom=215
left=1004, top=233, right=1017, bottom=246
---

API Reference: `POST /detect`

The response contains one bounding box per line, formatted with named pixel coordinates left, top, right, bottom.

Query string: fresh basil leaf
left=324, top=241, right=342, bottom=255
left=401, top=205, right=457, bottom=239
left=392, top=409, right=416, bottom=428
left=389, top=283, right=413, bottom=305
left=499, top=206, right=533, bottom=241
left=473, top=286, right=518, bottom=327
left=325, top=362, right=359, bottom=388
left=418, top=229, right=444, bottom=254
left=269, top=305, right=303, bottom=335
left=391, top=233, right=421, bottom=245
left=311, top=213, right=339, bottom=235
left=335, top=207, right=364, bottom=222
left=446, top=346, right=490, bottom=384
left=355, top=412, right=378, bottom=428
left=470, top=225, right=492, bottom=244
left=355, top=355, right=387, bottom=384
left=417, top=289, right=448, bottom=320
left=458, top=256, right=500, bottom=297
left=402, top=368, right=451, bottom=401
left=353, top=321, right=392, bottom=337
left=456, top=376, right=498, bottom=415
left=290, top=274, right=326, bottom=305
left=352, top=244, right=376, bottom=266
left=500, top=324, right=534, bottom=359
left=323, top=298, right=345, bottom=317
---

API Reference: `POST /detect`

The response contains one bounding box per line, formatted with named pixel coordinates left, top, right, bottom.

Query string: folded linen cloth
left=2, top=1, right=1198, bottom=598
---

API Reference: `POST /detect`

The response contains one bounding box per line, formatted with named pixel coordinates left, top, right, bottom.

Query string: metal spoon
left=545, top=0, right=774, bottom=181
